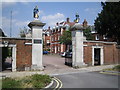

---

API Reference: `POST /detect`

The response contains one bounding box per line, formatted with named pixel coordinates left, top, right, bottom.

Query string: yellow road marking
left=54, top=77, right=63, bottom=89
left=52, top=77, right=59, bottom=89
left=100, top=72, right=120, bottom=75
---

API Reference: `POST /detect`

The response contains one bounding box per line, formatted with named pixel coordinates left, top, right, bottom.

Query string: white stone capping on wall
left=84, top=40, right=117, bottom=44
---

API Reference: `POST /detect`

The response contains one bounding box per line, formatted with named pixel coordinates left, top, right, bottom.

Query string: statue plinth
left=70, top=23, right=86, bottom=31
left=28, top=20, right=46, bottom=29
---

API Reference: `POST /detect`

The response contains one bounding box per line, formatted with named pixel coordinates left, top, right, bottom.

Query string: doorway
left=92, top=46, right=104, bottom=66
left=0, top=44, right=16, bottom=72
left=2, top=47, right=12, bottom=72
left=94, top=48, right=100, bottom=65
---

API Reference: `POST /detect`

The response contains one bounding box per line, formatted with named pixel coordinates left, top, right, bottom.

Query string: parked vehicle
left=43, top=51, right=49, bottom=54
left=65, top=51, right=72, bottom=58
left=60, top=52, right=66, bottom=57
left=65, top=51, right=72, bottom=67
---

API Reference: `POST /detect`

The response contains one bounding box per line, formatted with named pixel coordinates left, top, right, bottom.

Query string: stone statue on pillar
left=33, top=6, right=39, bottom=19
left=28, top=6, right=46, bottom=71
left=74, top=12, right=80, bottom=23
left=70, top=13, right=86, bottom=68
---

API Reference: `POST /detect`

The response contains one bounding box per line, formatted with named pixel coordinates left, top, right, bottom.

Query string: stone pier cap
left=70, top=23, right=86, bottom=31
left=28, top=20, right=46, bottom=28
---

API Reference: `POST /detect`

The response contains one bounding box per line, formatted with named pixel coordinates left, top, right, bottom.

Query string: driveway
left=43, top=54, right=73, bottom=74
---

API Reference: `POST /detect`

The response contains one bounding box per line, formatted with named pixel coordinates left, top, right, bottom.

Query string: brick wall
left=84, top=41, right=118, bottom=65
left=2, top=38, right=32, bottom=70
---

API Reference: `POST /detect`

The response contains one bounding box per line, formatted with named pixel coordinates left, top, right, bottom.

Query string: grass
left=2, top=77, right=21, bottom=88
left=2, top=74, right=51, bottom=89
left=103, top=65, right=120, bottom=72
left=113, top=65, right=120, bottom=71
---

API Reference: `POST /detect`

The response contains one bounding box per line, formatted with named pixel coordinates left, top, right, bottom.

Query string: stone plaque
left=34, top=39, right=42, bottom=44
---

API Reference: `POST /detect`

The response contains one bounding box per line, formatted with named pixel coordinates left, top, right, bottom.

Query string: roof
left=0, top=28, right=6, bottom=37
left=64, top=22, right=76, bottom=27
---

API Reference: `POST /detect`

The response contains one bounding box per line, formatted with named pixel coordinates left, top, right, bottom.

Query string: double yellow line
left=100, top=71, right=120, bottom=75
left=52, top=77, right=63, bottom=90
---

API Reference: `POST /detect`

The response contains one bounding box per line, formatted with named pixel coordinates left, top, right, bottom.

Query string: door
left=94, top=48, right=100, bottom=65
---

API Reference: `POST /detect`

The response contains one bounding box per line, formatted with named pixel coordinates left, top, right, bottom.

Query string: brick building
left=0, top=32, right=119, bottom=72
left=43, top=27, right=51, bottom=51
left=90, top=25, right=117, bottom=42
left=1, top=37, right=32, bottom=71
left=43, top=18, right=88, bottom=54
left=83, top=41, right=119, bottom=66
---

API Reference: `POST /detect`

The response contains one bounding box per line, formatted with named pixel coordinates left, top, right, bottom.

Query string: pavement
left=0, top=54, right=119, bottom=78
left=1, top=64, right=118, bottom=78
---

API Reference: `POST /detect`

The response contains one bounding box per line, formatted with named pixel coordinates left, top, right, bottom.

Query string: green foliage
left=83, top=26, right=93, bottom=40
left=2, top=74, right=51, bottom=88
left=113, top=65, right=120, bottom=71
left=59, top=30, right=72, bottom=45
left=2, top=77, right=21, bottom=88
left=94, top=2, right=120, bottom=44
left=31, top=74, right=51, bottom=88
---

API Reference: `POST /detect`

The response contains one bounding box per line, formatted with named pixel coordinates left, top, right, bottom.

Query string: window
left=58, top=36, right=60, bottom=40
left=47, top=40, right=50, bottom=43
left=96, top=35, right=99, bottom=40
left=103, top=35, right=107, bottom=40
left=52, top=37, right=54, bottom=41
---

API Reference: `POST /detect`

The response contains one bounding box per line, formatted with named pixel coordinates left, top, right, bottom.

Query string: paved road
left=55, top=71, right=119, bottom=88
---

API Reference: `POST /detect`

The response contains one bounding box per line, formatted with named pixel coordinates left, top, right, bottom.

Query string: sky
left=1, top=2, right=102, bottom=37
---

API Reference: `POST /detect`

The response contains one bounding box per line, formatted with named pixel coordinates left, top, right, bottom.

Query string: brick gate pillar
left=28, top=20, right=45, bottom=70
left=71, top=23, right=86, bottom=68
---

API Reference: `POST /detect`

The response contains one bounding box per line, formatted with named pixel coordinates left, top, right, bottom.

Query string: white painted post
left=28, top=20, right=45, bottom=70
left=101, top=47, right=104, bottom=65
left=12, top=45, right=16, bottom=72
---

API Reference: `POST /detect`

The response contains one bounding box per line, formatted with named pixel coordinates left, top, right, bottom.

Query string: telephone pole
left=10, top=11, right=12, bottom=37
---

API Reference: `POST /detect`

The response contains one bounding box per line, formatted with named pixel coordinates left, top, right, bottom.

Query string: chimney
left=66, top=17, right=70, bottom=23
left=83, top=19, right=88, bottom=27
left=56, top=22, right=59, bottom=26
left=48, top=26, right=50, bottom=30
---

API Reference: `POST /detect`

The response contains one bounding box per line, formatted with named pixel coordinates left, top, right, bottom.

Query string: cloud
left=2, top=16, right=30, bottom=37
left=41, top=13, right=65, bottom=27
left=85, top=8, right=98, bottom=15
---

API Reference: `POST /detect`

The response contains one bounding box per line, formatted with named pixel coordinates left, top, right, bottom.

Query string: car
left=60, top=52, right=66, bottom=57
left=43, top=51, right=49, bottom=54
left=65, top=52, right=72, bottom=58
left=65, top=51, right=72, bottom=66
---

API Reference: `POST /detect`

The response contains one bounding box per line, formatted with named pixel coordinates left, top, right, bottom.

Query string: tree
left=59, top=30, right=72, bottom=51
left=83, top=26, right=93, bottom=40
left=94, top=2, right=120, bottom=44
left=19, top=27, right=28, bottom=37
